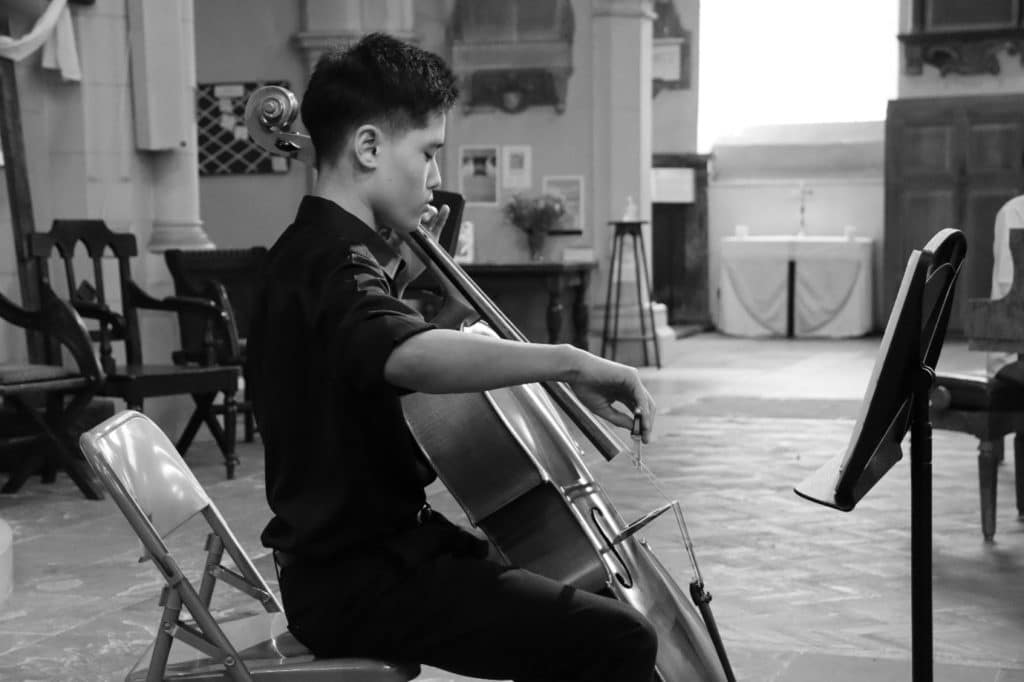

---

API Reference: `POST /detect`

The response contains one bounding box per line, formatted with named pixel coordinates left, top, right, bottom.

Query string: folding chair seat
left=79, top=410, right=419, bottom=682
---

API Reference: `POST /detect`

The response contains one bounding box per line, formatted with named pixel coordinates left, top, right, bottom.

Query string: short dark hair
left=301, top=32, right=459, bottom=167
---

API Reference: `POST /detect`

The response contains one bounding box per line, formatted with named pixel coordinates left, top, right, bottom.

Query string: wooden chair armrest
left=0, top=288, right=38, bottom=330
left=202, top=280, right=242, bottom=361
left=71, top=299, right=127, bottom=334
left=126, top=280, right=223, bottom=318
left=0, top=286, right=103, bottom=383
left=128, top=280, right=240, bottom=366
left=40, top=288, right=105, bottom=383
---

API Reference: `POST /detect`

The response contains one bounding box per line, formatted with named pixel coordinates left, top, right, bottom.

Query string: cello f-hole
left=590, top=507, right=633, bottom=589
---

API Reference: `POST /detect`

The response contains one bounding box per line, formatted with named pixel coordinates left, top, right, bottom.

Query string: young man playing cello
left=248, top=32, right=658, bottom=681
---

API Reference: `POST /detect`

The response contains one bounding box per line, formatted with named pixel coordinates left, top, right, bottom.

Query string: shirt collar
left=295, top=195, right=404, bottom=281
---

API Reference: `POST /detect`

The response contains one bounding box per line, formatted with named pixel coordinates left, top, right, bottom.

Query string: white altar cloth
left=719, top=235, right=874, bottom=338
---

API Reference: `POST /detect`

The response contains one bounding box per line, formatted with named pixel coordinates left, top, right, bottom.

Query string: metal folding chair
left=79, top=410, right=419, bottom=681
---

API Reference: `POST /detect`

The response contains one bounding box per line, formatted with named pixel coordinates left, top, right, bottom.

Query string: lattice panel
left=197, top=81, right=290, bottom=176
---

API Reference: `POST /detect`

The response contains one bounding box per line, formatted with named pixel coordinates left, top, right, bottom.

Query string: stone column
left=590, top=0, right=672, bottom=365
left=143, top=0, right=213, bottom=253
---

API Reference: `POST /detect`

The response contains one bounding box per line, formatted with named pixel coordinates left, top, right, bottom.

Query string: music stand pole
left=910, top=363, right=935, bottom=682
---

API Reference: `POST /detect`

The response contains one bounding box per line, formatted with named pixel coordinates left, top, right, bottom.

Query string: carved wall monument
left=451, top=0, right=575, bottom=114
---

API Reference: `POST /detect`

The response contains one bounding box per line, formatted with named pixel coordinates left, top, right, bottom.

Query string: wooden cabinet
left=885, top=95, right=1024, bottom=334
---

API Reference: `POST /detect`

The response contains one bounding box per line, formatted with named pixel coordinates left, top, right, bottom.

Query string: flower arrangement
left=503, top=193, right=566, bottom=260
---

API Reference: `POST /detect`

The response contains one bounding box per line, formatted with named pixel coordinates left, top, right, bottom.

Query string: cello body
left=402, top=326, right=729, bottom=682
left=244, top=85, right=732, bottom=682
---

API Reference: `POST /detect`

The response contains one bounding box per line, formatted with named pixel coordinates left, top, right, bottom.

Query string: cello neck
left=406, top=226, right=628, bottom=462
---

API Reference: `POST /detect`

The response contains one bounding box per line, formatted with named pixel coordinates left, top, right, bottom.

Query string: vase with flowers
left=503, top=193, right=566, bottom=261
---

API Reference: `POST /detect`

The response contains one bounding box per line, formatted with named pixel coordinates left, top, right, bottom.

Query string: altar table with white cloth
left=718, top=235, right=874, bottom=338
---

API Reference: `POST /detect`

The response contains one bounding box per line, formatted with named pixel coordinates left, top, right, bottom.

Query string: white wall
left=194, top=0, right=308, bottom=249
left=435, top=0, right=596, bottom=264
left=652, top=0, right=698, bottom=154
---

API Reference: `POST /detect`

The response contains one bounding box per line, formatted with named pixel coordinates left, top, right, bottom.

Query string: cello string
left=635, top=460, right=704, bottom=586
left=630, top=415, right=704, bottom=585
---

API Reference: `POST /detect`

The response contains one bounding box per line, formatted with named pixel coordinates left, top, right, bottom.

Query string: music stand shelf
left=794, top=228, right=967, bottom=682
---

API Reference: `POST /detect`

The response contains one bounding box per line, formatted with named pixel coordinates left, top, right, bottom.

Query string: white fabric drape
left=0, top=0, right=81, bottom=81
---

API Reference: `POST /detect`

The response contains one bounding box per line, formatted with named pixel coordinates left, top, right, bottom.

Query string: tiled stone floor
left=0, top=333, right=1022, bottom=681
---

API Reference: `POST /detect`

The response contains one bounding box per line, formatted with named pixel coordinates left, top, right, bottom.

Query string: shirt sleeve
left=318, top=249, right=434, bottom=394
left=993, top=200, right=1024, bottom=299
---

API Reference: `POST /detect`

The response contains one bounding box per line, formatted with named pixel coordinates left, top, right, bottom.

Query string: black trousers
left=277, top=516, right=658, bottom=682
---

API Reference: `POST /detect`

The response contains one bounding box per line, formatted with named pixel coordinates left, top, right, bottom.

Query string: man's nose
left=426, top=158, right=442, bottom=190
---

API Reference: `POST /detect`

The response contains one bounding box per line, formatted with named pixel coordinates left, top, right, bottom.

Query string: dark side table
left=462, top=262, right=597, bottom=349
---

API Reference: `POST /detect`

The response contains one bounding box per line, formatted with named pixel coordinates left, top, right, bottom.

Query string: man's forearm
left=384, top=328, right=583, bottom=393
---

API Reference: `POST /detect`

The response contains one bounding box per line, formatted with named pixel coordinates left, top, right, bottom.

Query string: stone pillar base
left=590, top=301, right=673, bottom=367
left=147, top=220, right=215, bottom=253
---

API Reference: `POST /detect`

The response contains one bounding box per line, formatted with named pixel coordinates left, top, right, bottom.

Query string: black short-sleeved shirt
left=247, top=195, right=437, bottom=559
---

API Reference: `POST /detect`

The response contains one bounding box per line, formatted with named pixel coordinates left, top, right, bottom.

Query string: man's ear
left=353, top=124, right=382, bottom=168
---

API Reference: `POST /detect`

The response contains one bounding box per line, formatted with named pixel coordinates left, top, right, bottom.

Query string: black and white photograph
left=1, top=1, right=1020, bottom=681
left=458, top=145, right=499, bottom=205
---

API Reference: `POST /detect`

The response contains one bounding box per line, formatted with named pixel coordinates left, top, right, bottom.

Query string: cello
left=245, top=85, right=735, bottom=682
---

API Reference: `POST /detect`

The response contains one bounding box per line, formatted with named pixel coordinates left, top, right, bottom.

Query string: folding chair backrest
left=80, top=410, right=209, bottom=539
left=80, top=410, right=282, bottom=682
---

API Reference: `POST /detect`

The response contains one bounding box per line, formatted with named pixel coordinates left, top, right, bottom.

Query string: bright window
left=697, top=0, right=899, bottom=151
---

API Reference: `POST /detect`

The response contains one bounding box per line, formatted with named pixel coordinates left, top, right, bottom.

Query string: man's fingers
left=595, top=404, right=633, bottom=431
left=424, top=204, right=450, bottom=238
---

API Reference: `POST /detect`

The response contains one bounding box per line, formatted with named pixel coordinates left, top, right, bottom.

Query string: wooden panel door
left=957, top=102, right=1024, bottom=324
left=885, top=95, right=1024, bottom=334
left=650, top=154, right=710, bottom=327
left=885, top=98, right=962, bottom=329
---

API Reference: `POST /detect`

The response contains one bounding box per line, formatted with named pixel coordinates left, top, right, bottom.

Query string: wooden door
left=958, top=102, right=1024, bottom=323
left=650, top=154, right=710, bottom=327
left=885, top=95, right=1024, bottom=334
left=885, top=98, right=962, bottom=329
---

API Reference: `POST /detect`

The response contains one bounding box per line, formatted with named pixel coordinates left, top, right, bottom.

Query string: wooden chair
left=79, top=410, right=420, bottom=682
left=930, top=229, right=1024, bottom=541
left=0, top=283, right=105, bottom=498
left=165, top=248, right=268, bottom=444
left=26, top=220, right=242, bottom=478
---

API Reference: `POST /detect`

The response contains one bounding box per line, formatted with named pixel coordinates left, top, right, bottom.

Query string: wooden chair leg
left=244, top=409, right=255, bottom=443
left=1, top=447, right=44, bottom=494
left=220, top=394, right=238, bottom=479
left=242, top=378, right=255, bottom=443
left=197, top=392, right=238, bottom=479
left=177, top=394, right=213, bottom=456
left=978, top=439, right=1000, bottom=542
left=1016, top=433, right=1024, bottom=520
left=0, top=393, right=103, bottom=500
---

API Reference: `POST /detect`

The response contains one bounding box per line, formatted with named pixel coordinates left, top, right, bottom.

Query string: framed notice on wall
left=542, top=175, right=585, bottom=232
left=197, top=80, right=291, bottom=176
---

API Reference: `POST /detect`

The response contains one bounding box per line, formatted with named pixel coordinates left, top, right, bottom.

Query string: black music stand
left=794, top=228, right=967, bottom=682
